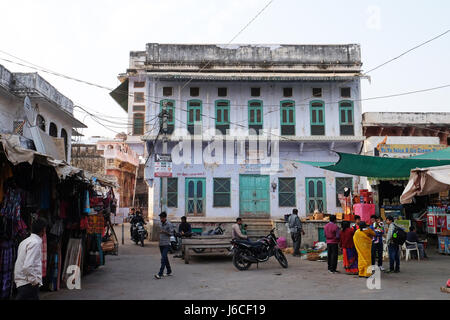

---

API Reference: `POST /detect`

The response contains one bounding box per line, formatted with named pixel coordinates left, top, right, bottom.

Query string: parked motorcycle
left=131, top=221, right=147, bottom=247
left=193, top=224, right=226, bottom=253
left=170, top=231, right=183, bottom=252
left=231, top=228, right=288, bottom=271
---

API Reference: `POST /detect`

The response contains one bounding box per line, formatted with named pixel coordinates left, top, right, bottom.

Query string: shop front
left=0, top=135, right=118, bottom=299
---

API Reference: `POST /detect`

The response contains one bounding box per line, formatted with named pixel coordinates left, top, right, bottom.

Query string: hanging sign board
left=154, top=153, right=173, bottom=177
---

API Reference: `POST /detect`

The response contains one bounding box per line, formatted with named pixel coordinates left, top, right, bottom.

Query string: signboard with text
left=154, top=154, right=173, bottom=177
left=378, top=144, right=447, bottom=158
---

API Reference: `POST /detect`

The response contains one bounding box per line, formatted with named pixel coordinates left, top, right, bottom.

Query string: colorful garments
left=0, top=240, right=15, bottom=300
left=353, top=228, right=376, bottom=277
left=87, top=214, right=105, bottom=235
left=343, top=248, right=359, bottom=274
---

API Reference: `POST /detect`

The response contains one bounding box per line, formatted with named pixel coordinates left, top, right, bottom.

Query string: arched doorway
left=49, top=123, right=58, bottom=137
left=61, top=128, right=68, bottom=160
left=36, top=115, right=46, bottom=131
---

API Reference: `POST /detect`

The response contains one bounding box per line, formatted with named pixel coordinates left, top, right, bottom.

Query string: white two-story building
left=112, top=44, right=366, bottom=224
left=0, top=64, right=86, bottom=162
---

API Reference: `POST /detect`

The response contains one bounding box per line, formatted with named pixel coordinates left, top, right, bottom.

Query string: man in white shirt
left=14, top=218, right=47, bottom=300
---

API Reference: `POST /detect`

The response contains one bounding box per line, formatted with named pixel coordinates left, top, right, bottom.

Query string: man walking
left=385, top=216, right=400, bottom=273
left=14, top=218, right=47, bottom=300
left=288, top=209, right=305, bottom=257
left=324, top=215, right=340, bottom=274
left=155, top=212, right=174, bottom=279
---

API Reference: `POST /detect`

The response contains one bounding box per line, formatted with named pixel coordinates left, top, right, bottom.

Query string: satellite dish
left=23, top=96, right=36, bottom=126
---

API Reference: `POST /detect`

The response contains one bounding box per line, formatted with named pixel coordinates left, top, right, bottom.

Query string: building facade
left=113, top=44, right=366, bottom=224
left=0, top=64, right=86, bottom=162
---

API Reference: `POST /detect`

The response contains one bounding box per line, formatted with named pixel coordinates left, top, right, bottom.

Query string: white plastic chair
left=404, top=241, right=420, bottom=261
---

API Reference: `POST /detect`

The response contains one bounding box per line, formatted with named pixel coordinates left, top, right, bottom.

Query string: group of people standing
left=325, top=214, right=425, bottom=277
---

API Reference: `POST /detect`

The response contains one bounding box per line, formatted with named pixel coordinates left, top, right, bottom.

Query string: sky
left=0, top=0, right=449, bottom=138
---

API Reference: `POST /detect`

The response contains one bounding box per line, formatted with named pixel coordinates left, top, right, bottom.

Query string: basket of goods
left=307, top=252, right=321, bottom=261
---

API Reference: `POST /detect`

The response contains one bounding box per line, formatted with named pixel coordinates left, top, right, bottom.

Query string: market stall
left=0, top=135, right=119, bottom=299
left=401, top=165, right=450, bottom=254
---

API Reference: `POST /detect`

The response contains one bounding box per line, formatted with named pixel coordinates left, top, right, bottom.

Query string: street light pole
left=161, top=101, right=168, bottom=213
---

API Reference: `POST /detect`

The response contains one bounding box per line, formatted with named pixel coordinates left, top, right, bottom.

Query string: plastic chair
left=405, top=241, right=420, bottom=261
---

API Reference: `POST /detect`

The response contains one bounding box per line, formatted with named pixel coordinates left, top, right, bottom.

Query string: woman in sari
left=339, top=221, right=358, bottom=275
left=353, top=222, right=376, bottom=278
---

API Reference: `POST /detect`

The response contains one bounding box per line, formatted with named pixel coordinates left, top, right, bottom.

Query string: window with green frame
left=280, top=100, right=295, bottom=135
left=278, top=178, right=296, bottom=207
left=248, top=100, right=263, bottom=134
left=133, top=113, right=144, bottom=135
left=161, top=178, right=178, bottom=208
left=160, top=100, right=175, bottom=134
left=187, top=100, right=202, bottom=134
left=213, top=178, right=231, bottom=207
left=215, top=100, right=230, bottom=135
left=339, top=101, right=354, bottom=136
left=310, top=100, right=325, bottom=136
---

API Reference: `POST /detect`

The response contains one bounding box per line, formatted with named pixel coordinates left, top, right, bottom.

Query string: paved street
left=40, top=224, right=450, bottom=300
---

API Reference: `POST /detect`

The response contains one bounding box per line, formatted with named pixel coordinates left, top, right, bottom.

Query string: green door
left=306, top=178, right=326, bottom=214
left=239, top=175, right=270, bottom=218
left=186, top=178, right=206, bottom=216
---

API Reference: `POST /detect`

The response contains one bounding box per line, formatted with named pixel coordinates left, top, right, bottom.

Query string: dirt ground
left=41, top=224, right=450, bottom=300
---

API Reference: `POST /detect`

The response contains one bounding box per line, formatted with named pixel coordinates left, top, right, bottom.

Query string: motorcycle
left=193, top=224, right=225, bottom=253
left=131, top=221, right=147, bottom=247
left=169, top=231, right=183, bottom=252
left=231, top=228, right=288, bottom=271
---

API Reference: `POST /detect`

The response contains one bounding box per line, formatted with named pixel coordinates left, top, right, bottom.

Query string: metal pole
left=161, top=102, right=168, bottom=212
left=122, top=223, right=124, bottom=245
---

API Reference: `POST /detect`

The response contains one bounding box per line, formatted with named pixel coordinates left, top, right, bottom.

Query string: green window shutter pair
left=248, top=100, right=263, bottom=125
left=213, top=178, right=231, bottom=207
left=278, top=178, right=296, bottom=207
left=187, top=100, right=202, bottom=125
left=160, top=178, right=178, bottom=208
left=339, top=101, right=354, bottom=125
left=215, top=100, right=230, bottom=125
left=160, top=100, right=175, bottom=125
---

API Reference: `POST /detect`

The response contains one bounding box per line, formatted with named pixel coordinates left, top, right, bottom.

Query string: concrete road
left=41, top=224, right=450, bottom=300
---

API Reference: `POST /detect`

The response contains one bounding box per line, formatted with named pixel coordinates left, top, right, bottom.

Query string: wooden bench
left=182, top=236, right=233, bottom=264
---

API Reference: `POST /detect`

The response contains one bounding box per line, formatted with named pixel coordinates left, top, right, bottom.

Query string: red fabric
left=80, top=217, right=89, bottom=230
left=59, top=201, right=68, bottom=219
left=340, top=228, right=355, bottom=248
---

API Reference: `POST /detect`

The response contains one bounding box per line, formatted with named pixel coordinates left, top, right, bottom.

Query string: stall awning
left=1, top=134, right=118, bottom=188
left=110, top=79, right=129, bottom=112
left=297, top=149, right=450, bottom=179
left=400, top=165, right=450, bottom=204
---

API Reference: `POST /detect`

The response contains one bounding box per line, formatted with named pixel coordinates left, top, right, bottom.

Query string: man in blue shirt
left=370, top=215, right=385, bottom=271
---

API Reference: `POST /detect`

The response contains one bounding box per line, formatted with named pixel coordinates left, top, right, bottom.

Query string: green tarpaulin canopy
left=298, top=147, right=450, bottom=179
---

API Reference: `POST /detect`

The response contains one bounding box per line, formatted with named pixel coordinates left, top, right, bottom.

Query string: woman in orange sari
left=353, top=222, right=376, bottom=278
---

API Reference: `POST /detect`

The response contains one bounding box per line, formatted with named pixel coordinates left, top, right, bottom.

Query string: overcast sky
left=0, top=0, right=449, bottom=138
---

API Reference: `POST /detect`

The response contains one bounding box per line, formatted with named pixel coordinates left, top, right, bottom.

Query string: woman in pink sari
left=339, top=221, right=358, bottom=275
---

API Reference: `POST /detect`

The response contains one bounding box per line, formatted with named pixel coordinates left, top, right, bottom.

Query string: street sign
left=155, top=154, right=172, bottom=162
left=154, top=153, right=173, bottom=177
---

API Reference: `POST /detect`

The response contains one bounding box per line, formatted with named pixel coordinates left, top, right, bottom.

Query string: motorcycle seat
left=235, top=240, right=264, bottom=248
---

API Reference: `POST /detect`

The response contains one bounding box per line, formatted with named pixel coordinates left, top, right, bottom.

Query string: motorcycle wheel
left=140, top=239, right=144, bottom=247
left=193, top=248, right=205, bottom=253
left=134, top=239, right=139, bottom=245
left=232, top=251, right=252, bottom=271
left=274, top=249, right=288, bottom=268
